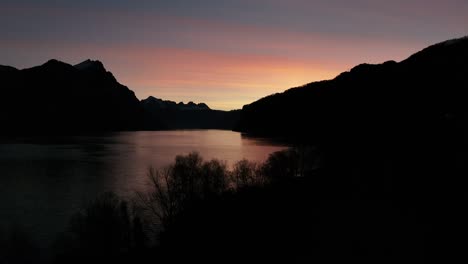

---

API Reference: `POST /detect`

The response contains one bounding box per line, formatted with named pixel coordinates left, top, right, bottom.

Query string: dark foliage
left=136, top=152, right=231, bottom=231
left=0, top=226, right=41, bottom=264
left=53, top=193, right=149, bottom=264
left=133, top=150, right=322, bottom=263
left=149, top=150, right=414, bottom=263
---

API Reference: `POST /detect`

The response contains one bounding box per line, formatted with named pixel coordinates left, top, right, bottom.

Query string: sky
left=1, top=0, right=467, bottom=110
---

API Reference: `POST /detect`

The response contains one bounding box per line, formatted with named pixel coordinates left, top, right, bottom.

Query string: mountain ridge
left=237, top=35, right=468, bottom=137
left=0, top=59, right=151, bottom=133
left=2, top=35, right=468, bottom=134
left=0, top=59, right=240, bottom=132
left=142, top=96, right=211, bottom=111
left=241, top=35, right=468, bottom=113
left=141, top=96, right=240, bottom=130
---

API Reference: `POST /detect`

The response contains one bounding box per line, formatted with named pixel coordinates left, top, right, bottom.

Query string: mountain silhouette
left=141, top=96, right=240, bottom=129
left=0, top=59, right=157, bottom=133
left=235, top=35, right=468, bottom=207
left=142, top=96, right=211, bottom=111
left=234, top=36, right=468, bottom=262
left=74, top=59, right=107, bottom=73
left=236, top=36, right=468, bottom=141
left=0, top=59, right=241, bottom=133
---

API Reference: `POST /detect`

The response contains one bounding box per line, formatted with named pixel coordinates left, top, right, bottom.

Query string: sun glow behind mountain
left=1, top=0, right=467, bottom=110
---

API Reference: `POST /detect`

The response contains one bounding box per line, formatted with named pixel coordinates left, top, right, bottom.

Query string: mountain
left=141, top=96, right=240, bottom=130
left=0, top=58, right=238, bottom=133
left=237, top=36, right=468, bottom=141
left=235, top=37, right=468, bottom=260
left=0, top=59, right=159, bottom=133
left=74, top=59, right=107, bottom=73
left=236, top=36, right=468, bottom=200
left=141, top=96, right=210, bottom=111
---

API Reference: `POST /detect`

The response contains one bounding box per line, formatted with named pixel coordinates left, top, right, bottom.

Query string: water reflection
left=0, top=130, right=287, bottom=246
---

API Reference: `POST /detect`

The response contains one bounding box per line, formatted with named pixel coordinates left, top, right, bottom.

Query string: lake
left=0, top=130, right=287, bottom=247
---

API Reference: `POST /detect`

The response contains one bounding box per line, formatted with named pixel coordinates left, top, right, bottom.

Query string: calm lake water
left=0, top=130, right=287, bottom=246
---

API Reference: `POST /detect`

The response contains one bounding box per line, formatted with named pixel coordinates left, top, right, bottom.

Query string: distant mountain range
left=142, top=96, right=210, bottom=111
left=0, top=59, right=239, bottom=133
left=141, top=96, right=240, bottom=130
left=2, top=36, right=468, bottom=136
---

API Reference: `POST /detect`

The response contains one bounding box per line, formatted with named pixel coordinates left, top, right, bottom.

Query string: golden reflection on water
left=110, top=130, right=287, bottom=197
left=0, top=130, right=287, bottom=246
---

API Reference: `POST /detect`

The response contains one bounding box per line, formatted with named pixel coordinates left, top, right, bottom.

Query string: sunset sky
left=1, top=0, right=467, bottom=110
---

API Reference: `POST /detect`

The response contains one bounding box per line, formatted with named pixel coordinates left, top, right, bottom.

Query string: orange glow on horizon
left=2, top=1, right=466, bottom=110
left=1, top=15, right=430, bottom=110
left=117, top=49, right=341, bottom=110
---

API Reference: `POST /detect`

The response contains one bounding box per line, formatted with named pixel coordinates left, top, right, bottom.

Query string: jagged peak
left=142, top=96, right=211, bottom=110
left=74, top=59, right=106, bottom=72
